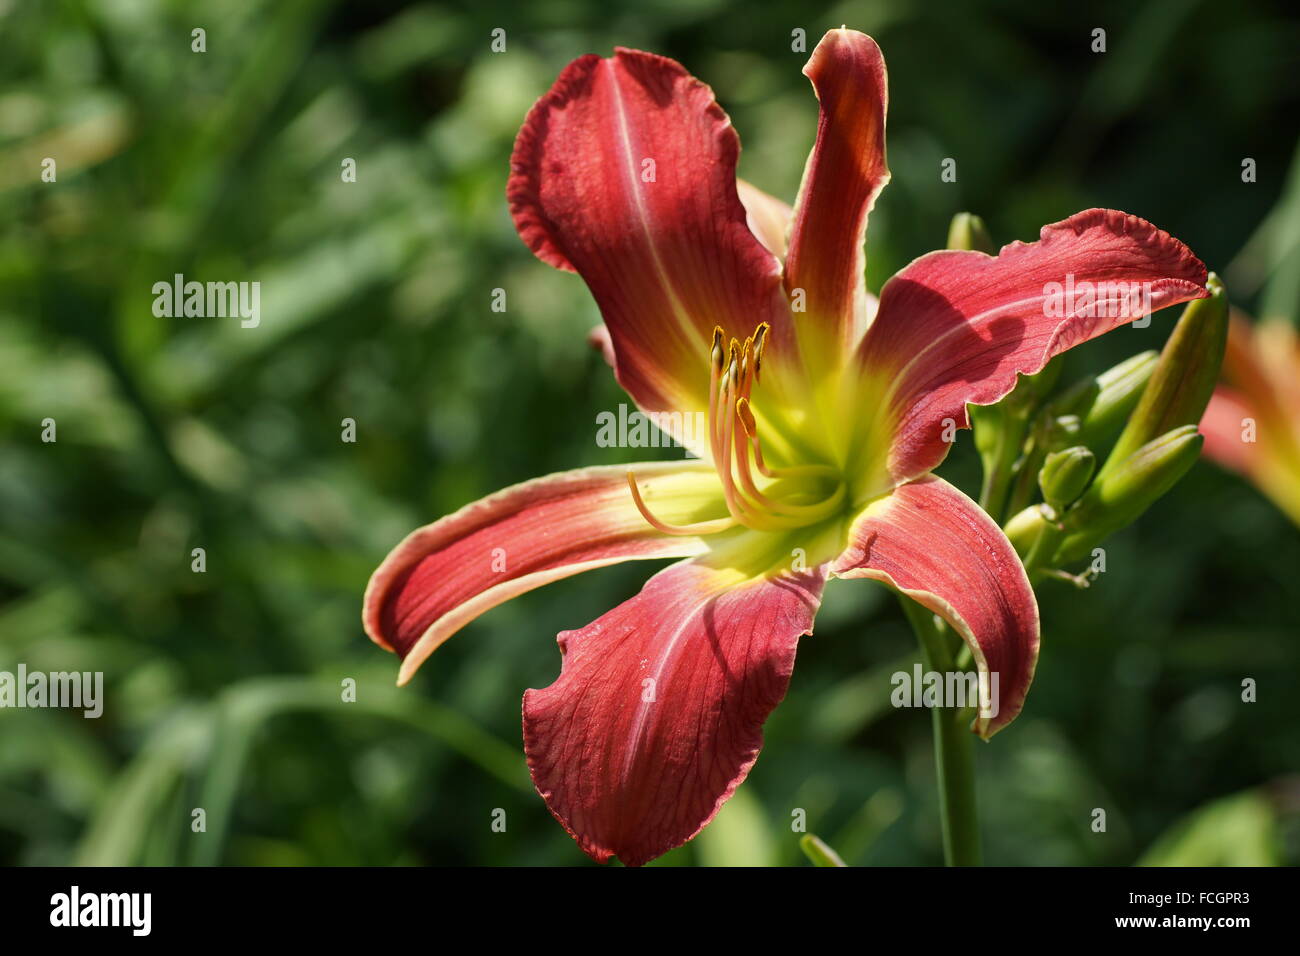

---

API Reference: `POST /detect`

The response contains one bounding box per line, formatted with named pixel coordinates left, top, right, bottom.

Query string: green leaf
left=1139, top=790, right=1280, bottom=866
left=799, top=834, right=848, bottom=867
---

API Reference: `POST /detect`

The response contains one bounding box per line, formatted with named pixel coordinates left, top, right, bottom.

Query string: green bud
left=1077, top=350, right=1159, bottom=449
left=799, top=834, right=848, bottom=867
left=1039, top=446, right=1096, bottom=512
left=1045, top=376, right=1102, bottom=422
left=947, top=212, right=995, bottom=254
left=1003, top=505, right=1047, bottom=559
left=1100, top=274, right=1227, bottom=477
left=1039, top=350, right=1158, bottom=452
left=1043, top=413, right=1083, bottom=449
left=1056, top=425, right=1204, bottom=562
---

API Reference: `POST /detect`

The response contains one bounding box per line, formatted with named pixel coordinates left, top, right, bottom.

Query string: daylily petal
left=1201, top=387, right=1257, bottom=476
left=1221, top=315, right=1300, bottom=434
left=363, top=463, right=724, bottom=684
left=736, top=178, right=792, bottom=259
left=830, top=475, right=1038, bottom=738
left=508, top=49, right=795, bottom=436
left=1203, top=318, right=1300, bottom=525
left=524, top=545, right=826, bottom=866
left=854, top=209, right=1209, bottom=488
left=587, top=324, right=616, bottom=369
left=784, top=29, right=890, bottom=361
left=1208, top=398, right=1300, bottom=526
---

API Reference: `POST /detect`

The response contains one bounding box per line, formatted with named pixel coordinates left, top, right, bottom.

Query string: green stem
left=978, top=429, right=1014, bottom=523
left=899, top=596, right=982, bottom=866
left=1004, top=438, right=1046, bottom=519
left=1022, top=506, right=1067, bottom=579
left=979, top=410, right=1032, bottom=524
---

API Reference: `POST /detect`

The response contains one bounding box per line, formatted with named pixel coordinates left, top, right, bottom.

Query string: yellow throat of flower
left=629, top=324, right=848, bottom=535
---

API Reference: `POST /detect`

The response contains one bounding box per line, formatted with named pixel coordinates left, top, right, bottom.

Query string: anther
left=736, top=396, right=758, bottom=438
left=752, top=323, right=769, bottom=381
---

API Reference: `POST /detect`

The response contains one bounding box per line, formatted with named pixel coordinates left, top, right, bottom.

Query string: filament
left=628, top=321, right=847, bottom=537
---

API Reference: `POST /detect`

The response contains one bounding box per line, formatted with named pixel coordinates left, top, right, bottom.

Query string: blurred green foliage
left=1, top=0, right=1297, bottom=866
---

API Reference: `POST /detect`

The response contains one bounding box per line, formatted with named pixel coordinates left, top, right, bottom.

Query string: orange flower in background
left=1202, top=316, right=1300, bottom=525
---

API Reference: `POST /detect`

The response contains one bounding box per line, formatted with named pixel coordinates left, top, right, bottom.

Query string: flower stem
left=977, top=409, right=1031, bottom=524
left=899, top=596, right=982, bottom=866
left=1004, top=438, right=1046, bottom=519
left=1022, top=506, right=1067, bottom=579
left=977, top=427, right=1015, bottom=523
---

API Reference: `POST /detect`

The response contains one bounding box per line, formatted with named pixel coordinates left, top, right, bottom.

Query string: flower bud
left=1056, top=425, right=1204, bottom=562
left=1045, top=377, right=1101, bottom=422
left=1076, top=351, right=1160, bottom=449
left=1039, top=446, right=1096, bottom=512
left=799, top=834, right=847, bottom=867
left=1002, top=505, right=1046, bottom=559
left=1039, top=351, right=1158, bottom=452
left=1100, top=273, right=1227, bottom=477
left=1042, top=413, right=1082, bottom=449
left=946, top=212, right=995, bottom=254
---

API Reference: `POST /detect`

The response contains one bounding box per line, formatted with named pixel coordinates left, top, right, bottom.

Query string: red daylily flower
left=1202, top=315, right=1300, bottom=525
left=363, top=29, right=1208, bottom=866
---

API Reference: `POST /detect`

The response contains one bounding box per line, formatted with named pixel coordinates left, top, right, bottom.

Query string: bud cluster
left=951, top=213, right=1229, bottom=584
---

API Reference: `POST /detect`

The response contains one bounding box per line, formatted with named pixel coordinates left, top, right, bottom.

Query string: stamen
left=710, top=326, right=725, bottom=373
left=717, top=393, right=799, bottom=532
left=716, top=348, right=749, bottom=523
left=628, top=321, right=845, bottom=538
left=752, top=322, right=769, bottom=382
left=731, top=399, right=846, bottom=521
left=730, top=400, right=786, bottom=511
left=737, top=397, right=839, bottom=483
left=626, top=472, right=737, bottom=536
left=709, top=346, right=789, bottom=532
left=736, top=395, right=758, bottom=438
left=707, top=330, right=723, bottom=465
